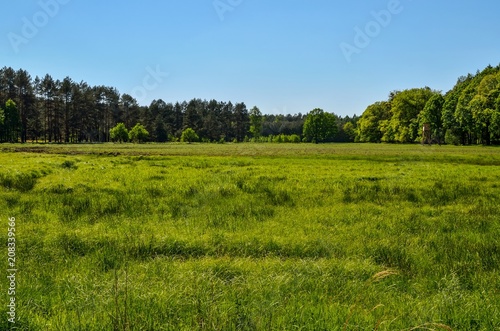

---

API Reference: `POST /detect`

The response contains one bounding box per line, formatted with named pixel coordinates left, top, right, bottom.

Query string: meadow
left=0, top=143, right=499, bottom=330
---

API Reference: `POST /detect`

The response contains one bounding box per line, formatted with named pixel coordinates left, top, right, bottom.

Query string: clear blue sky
left=2, top=0, right=500, bottom=117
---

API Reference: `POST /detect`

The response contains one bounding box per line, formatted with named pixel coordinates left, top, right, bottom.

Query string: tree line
left=5, top=64, right=497, bottom=145
left=355, top=64, right=500, bottom=145
left=0, top=67, right=357, bottom=144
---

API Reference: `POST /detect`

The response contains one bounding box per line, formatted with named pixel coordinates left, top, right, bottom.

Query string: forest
left=357, top=64, right=500, bottom=145
left=1, top=64, right=500, bottom=145
left=0, top=67, right=356, bottom=144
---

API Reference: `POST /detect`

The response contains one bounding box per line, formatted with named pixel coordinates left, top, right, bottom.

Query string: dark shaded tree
left=0, top=99, right=20, bottom=142
left=233, top=102, right=249, bottom=142
left=249, top=106, right=262, bottom=138
left=15, top=69, right=36, bottom=143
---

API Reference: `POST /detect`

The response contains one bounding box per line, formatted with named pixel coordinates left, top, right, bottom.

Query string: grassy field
left=1, top=143, right=499, bottom=330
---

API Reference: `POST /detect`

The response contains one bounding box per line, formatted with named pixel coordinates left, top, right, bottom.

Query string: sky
left=2, top=0, right=500, bottom=117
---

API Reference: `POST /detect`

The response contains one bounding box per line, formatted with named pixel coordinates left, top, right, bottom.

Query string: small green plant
left=61, top=160, right=78, bottom=169
left=0, top=171, right=41, bottom=191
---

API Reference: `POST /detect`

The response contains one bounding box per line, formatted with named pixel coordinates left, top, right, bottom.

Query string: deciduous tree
left=129, top=123, right=149, bottom=143
left=303, top=108, right=337, bottom=143
left=389, top=87, right=435, bottom=143
left=420, top=93, right=445, bottom=141
left=357, top=101, right=391, bottom=142
left=0, top=99, right=20, bottom=142
left=181, top=127, right=199, bottom=143
left=110, top=123, right=129, bottom=143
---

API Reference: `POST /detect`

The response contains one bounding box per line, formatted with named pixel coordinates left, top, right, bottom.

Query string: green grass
left=1, top=143, right=499, bottom=330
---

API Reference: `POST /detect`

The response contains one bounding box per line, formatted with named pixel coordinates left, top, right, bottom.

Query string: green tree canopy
left=0, top=99, right=20, bottom=142
left=389, top=87, right=436, bottom=143
left=181, top=127, right=199, bottom=143
left=491, top=110, right=500, bottom=143
left=342, top=122, right=356, bottom=141
left=249, top=106, right=263, bottom=138
left=129, top=123, right=149, bottom=143
left=110, top=123, right=129, bottom=143
left=357, top=101, right=391, bottom=142
left=420, top=93, right=445, bottom=139
left=303, top=108, right=337, bottom=143
left=0, top=104, right=4, bottom=125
